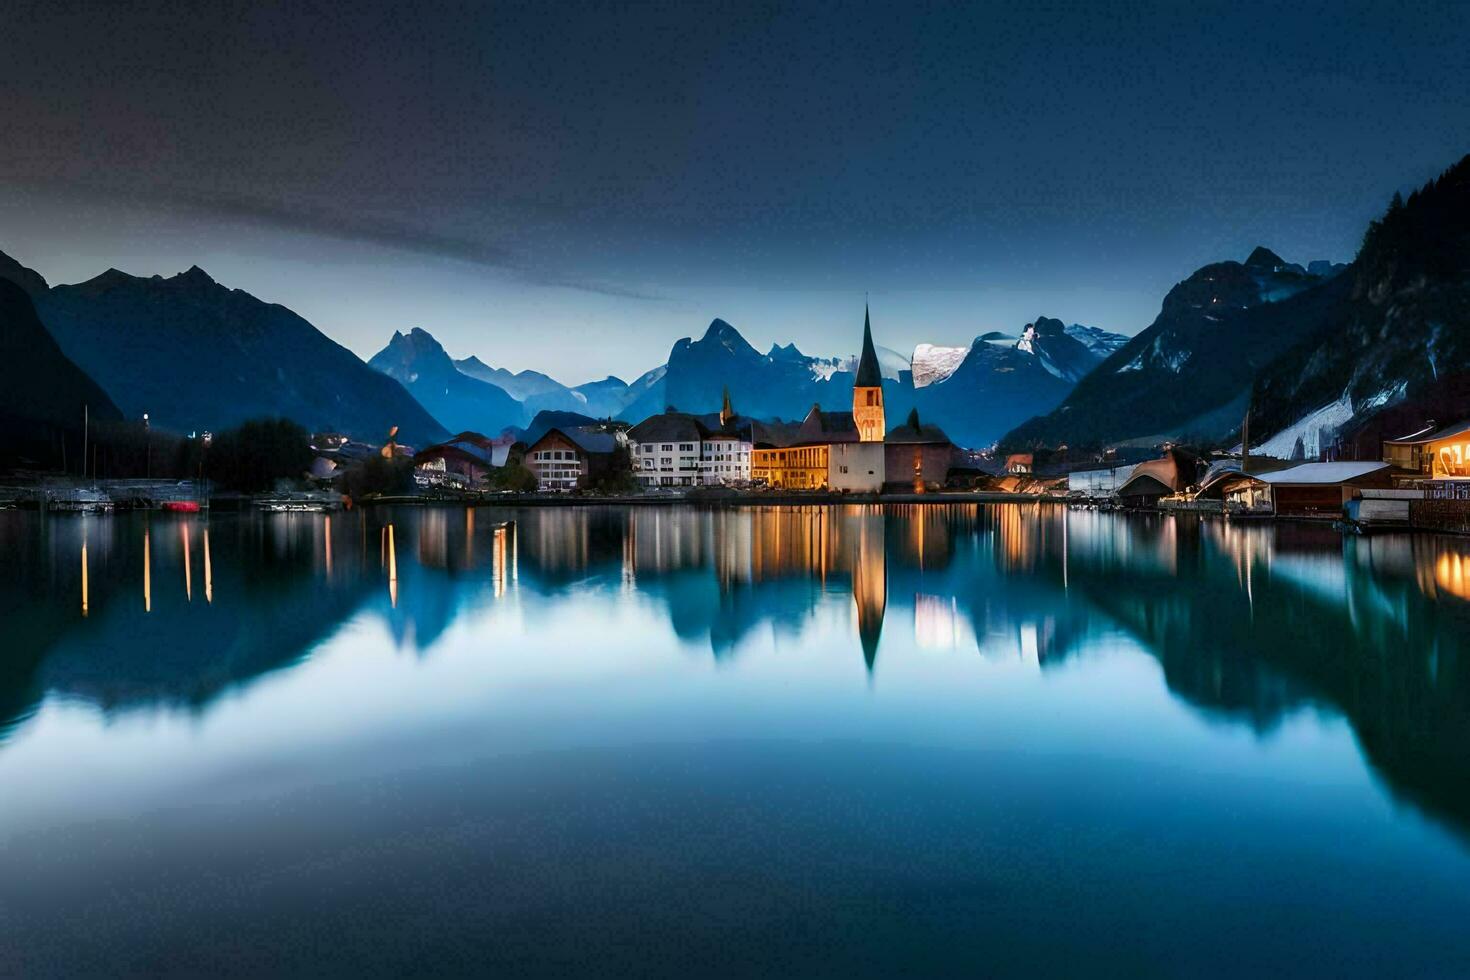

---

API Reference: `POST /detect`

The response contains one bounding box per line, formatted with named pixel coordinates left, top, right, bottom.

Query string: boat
left=256, top=492, right=341, bottom=513
left=48, top=488, right=115, bottom=513
left=162, top=500, right=201, bottom=513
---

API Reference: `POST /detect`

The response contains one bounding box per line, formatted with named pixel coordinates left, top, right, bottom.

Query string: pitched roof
left=1258, top=461, right=1389, bottom=484
left=886, top=421, right=951, bottom=444
left=855, top=305, right=882, bottom=388
left=628, top=412, right=703, bottom=443
left=797, top=405, right=859, bottom=444
left=693, top=411, right=754, bottom=439
left=1384, top=419, right=1470, bottom=445
left=750, top=420, right=802, bottom=448
left=531, top=425, right=620, bottom=455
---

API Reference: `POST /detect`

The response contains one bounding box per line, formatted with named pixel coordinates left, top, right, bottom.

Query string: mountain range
left=1002, top=248, right=1349, bottom=449
left=2, top=152, right=1465, bottom=465
left=366, top=313, right=1127, bottom=449
left=1003, top=153, right=1470, bottom=456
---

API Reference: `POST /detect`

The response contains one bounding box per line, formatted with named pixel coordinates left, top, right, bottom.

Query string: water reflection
left=3, top=504, right=1470, bottom=843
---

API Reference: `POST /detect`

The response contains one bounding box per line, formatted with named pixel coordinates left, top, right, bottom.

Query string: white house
left=628, top=409, right=754, bottom=488
left=698, top=429, right=752, bottom=484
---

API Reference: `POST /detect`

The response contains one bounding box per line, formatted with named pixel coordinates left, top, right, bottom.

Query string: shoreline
left=7, top=488, right=1467, bottom=536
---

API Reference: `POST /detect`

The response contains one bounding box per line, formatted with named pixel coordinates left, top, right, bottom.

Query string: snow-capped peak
left=911, top=343, right=969, bottom=388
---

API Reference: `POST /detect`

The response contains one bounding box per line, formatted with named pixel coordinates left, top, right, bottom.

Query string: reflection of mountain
left=0, top=513, right=377, bottom=739
left=1054, top=513, right=1470, bottom=841
left=4, top=504, right=1469, bottom=846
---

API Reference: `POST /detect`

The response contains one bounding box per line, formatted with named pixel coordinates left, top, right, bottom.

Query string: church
left=751, top=307, right=953, bottom=492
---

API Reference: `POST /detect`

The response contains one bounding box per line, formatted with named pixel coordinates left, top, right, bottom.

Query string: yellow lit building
left=750, top=305, right=888, bottom=491
left=751, top=442, right=830, bottom=489
left=1383, top=420, right=1470, bottom=481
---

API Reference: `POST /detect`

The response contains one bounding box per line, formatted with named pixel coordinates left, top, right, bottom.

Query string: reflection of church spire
left=852, top=511, right=887, bottom=672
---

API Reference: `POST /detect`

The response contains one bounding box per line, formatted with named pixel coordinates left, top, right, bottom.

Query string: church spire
left=720, top=386, right=734, bottom=426
left=854, top=303, right=882, bottom=388
left=852, top=301, right=885, bottom=442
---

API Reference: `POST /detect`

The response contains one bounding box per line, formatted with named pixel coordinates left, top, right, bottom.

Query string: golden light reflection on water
left=143, top=526, right=151, bottom=613
left=387, top=523, right=397, bottom=609
left=1435, top=552, right=1470, bottom=601
left=492, top=524, right=508, bottom=597
left=80, top=542, right=88, bottom=617
left=182, top=523, right=192, bottom=602
left=50, top=507, right=1470, bottom=662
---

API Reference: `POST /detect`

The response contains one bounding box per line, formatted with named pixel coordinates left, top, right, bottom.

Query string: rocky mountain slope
left=1002, top=247, right=1348, bottom=450
left=1248, top=155, right=1470, bottom=455
left=0, top=278, right=122, bottom=464
left=368, top=328, right=524, bottom=436
left=0, top=251, right=445, bottom=446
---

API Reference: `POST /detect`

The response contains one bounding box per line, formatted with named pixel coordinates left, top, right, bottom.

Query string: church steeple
left=720, top=386, right=734, bottom=427
left=855, top=304, right=882, bottom=388
left=852, top=303, right=885, bottom=442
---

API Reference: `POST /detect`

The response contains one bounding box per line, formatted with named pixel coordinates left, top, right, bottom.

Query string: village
left=358, top=309, right=1470, bottom=536
left=10, top=306, right=1469, bottom=537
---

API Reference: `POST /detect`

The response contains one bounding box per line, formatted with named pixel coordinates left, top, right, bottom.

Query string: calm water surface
left=2, top=504, right=1470, bottom=977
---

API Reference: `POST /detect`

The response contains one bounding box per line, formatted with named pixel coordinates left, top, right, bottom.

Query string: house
left=697, top=424, right=753, bottom=484
left=882, top=412, right=954, bottom=490
left=1258, top=460, right=1393, bottom=518
left=413, top=431, right=513, bottom=487
left=695, top=393, right=754, bottom=484
left=1190, top=462, right=1272, bottom=513
left=1115, top=449, right=1202, bottom=508
left=752, top=438, right=831, bottom=490
left=525, top=426, right=625, bottom=491
left=1382, top=419, right=1470, bottom=481
left=628, top=393, right=755, bottom=488
left=628, top=413, right=704, bottom=487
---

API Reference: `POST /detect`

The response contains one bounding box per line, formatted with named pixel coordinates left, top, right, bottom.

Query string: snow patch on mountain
left=1359, top=380, right=1407, bottom=411
left=911, top=344, right=969, bottom=388
left=1064, top=324, right=1130, bottom=358
left=1117, top=352, right=1145, bottom=373
left=811, top=345, right=906, bottom=382
left=1255, top=393, right=1354, bottom=460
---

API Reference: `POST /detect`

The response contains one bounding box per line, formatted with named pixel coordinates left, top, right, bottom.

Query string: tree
left=490, top=462, right=537, bottom=492
left=340, top=455, right=414, bottom=498
left=205, top=418, right=313, bottom=492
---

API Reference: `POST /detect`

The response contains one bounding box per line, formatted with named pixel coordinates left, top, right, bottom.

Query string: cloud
left=12, top=176, right=664, bottom=301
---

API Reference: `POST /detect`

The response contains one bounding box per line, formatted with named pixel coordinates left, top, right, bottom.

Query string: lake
left=2, top=503, right=1469, bottom=977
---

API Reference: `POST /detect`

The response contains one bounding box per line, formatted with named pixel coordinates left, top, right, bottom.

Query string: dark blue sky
left=3, top=0, right=1468, bottom=382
